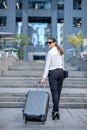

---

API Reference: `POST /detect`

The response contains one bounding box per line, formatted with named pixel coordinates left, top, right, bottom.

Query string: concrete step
left=8, top=61, right=45, bottom=71
left=0, top=87, right=87, bottom=108
left=0, top=60, right=87, bottom=109
left=0, top=91, right=87, bottom=97
left=12, top=60, right=45, bottom=66
left=0, top=77, right=87, bottom=82
left=0, top=83, right=86, bottom=88
left=0, top=87, right=87, bottom=97
left=8, top=60, right=79, bottom=71
left=0, top=96, right=87, bottom=103
left=1, top=70, right=87, bottom=78
left=1, top=66, right=87, bottom=78
left=0, top=102, right=87, bottom=108
left=1, top=59, right=86, bottom=78
left=1, top=70, right=43, bottom=77
left=8, top=65, right=79, bottom=71
left=8, top=66, right=44, bottom=71
left=0, top=77, right=87, bottom=88
left=68, top=71, right=87, bottom=78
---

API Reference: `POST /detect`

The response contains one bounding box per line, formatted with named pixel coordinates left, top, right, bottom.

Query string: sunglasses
left=46, top=41, right=53, bottom=44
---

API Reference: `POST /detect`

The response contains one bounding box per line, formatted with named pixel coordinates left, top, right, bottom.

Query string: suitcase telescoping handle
left=37, top=81, right=46, bottom=91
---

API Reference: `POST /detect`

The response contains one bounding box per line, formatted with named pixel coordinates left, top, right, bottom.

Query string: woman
left=40, top=37, right=64, bottom=120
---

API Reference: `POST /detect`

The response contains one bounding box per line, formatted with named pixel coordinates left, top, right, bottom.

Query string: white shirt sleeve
left=42, top=51, right=51, bottom=79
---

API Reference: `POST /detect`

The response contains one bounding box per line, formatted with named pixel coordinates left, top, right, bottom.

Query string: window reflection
left=73, top=17, right=82, bottom=27
left=0, top=16, right=7, bottom=26
left=28, top=23, right=51, bottom=47
left=28, top=0, right=51, bottom=9
left=57, top=19, right=64, bottom=49
left=57, top=0, right=64, bottom=10
left=16, top=0, right=22, bottom=9
left=16, top=17, right=22, bottom=33
left=0, top=0, right=7, bottom=9
left=73, top=0, right=82, bottom=10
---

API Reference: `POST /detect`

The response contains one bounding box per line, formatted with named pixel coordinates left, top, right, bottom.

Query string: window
left=0, top=16, right=6, bottom=26
left=57, top=0, right=64, bottom=10
left=16, top=0, right=22, bottom=9
left=16, top=17, right=22, bottom=33
left=73, top=0, right=82, bottom=10
left=57, top=19, right=64, bottom=47
left=28, top=0, right=51, bottom=9
left=0, top=0, right=7, bottom=9
left=28, top=17, right=51, bottom=47
left=73, top=17, right=82, bottom=27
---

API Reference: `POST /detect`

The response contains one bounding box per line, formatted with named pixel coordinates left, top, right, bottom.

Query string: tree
left=14, top=33, right=29, bottom=59
left=66, top=31, right=83, bottom=56
left=67, top=31, right=83, bottom=48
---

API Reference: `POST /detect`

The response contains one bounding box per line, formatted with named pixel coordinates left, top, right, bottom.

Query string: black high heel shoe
left=52, top=112, right=60, bottom=120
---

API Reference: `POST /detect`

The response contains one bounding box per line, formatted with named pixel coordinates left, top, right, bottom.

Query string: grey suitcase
left=23, top=83, right=49, bottom=124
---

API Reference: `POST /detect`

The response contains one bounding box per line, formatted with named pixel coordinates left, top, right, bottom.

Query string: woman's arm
left=40, top=51, right=51, bottom=83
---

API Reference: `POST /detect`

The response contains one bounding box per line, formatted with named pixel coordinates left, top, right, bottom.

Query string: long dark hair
left=48, top=37, right=64, bottom=55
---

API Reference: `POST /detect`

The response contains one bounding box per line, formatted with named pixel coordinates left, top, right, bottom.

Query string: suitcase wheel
left=42, top=121, right=45, bottom=124
left=41, top=116, right=46, bottom=124
left=25, top=119, right=27, bottom=124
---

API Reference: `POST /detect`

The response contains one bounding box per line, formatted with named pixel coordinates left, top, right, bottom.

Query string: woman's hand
left=40, top=78, right=46, bottom=83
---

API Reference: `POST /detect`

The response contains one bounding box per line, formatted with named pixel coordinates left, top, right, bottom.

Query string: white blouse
left=42, top=46, right=64, bottom=79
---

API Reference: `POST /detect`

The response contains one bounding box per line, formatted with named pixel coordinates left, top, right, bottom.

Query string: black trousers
left=48, top=68, right=64, bottom=112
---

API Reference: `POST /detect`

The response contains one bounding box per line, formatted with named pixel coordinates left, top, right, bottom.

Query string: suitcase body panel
left=23, top=90, right=49, bottom=123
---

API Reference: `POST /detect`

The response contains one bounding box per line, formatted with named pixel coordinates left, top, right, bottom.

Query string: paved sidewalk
left=0, top=108, right=87, bottom=130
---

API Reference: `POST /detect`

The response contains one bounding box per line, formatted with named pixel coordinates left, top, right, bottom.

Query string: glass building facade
left=0, top=0, right=87, bottom=60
